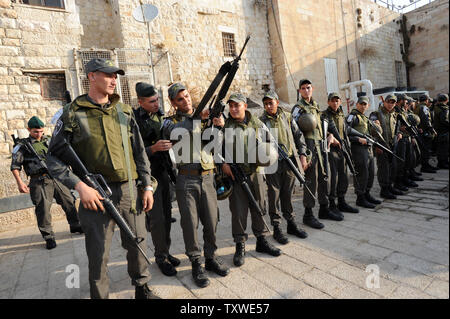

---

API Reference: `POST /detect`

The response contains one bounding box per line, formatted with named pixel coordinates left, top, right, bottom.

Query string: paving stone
left=424, top=279, right=450, bottom=298
left=388, top=286, right=435, bottom=299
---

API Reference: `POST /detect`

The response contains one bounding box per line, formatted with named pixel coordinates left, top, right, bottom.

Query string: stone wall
left=268, top=0, right=404, bottom=107
left=406, top=0, right=449, bottom=97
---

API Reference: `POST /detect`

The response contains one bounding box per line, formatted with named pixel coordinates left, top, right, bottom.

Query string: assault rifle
left=51, top=138, right=153, bottom=265
left=346, top=126, right=405, bottom=162
left=229, top=163, right=271, bottom=232
left=321, top=117, right=330, bottom=181
left=192, top=36, right=251, bottom=123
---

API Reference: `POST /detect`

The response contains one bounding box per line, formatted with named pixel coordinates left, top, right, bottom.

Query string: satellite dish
left=132, top=4, right=159, bottom=23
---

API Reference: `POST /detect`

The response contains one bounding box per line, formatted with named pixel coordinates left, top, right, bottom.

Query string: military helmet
left=215, top=174, right=233, bottom=200
left=297, top=113, right=318, bottom=132
left=408, top=113, right=420, bottom=126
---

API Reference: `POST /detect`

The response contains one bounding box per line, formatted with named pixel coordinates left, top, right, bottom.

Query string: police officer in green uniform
left=11, top=116, right=83, bottom=250
left=369, top=94, right=405, bottom=199
left=291, top=79, right=343, bottom=230
left=394, top=95, right=419, bottom=189
left=346, top=96, right=382, bottom=208
left=162, top=83, right=229, bottom=288
left=133, top=82, right=180, bottom=277
left=47, top=58, right=158, bottom=299
left=323, top=93, right=359, bottom=214
left=414, top=93, right=438, bottom=173
left=259, top=90, right=308, bottom=245
left=221, top=93, right=281, bottom=266
left=433, top=93, right=449, bottom=168
left=405, top=97, right=424, bottom=181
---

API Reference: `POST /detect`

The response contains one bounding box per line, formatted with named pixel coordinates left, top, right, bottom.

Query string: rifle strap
left=116, top=104, right=137, bottom=214
left=280, top=112, right=304, bottom=175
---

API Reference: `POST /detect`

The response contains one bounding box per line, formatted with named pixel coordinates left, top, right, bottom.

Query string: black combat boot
left=273, top=224, right=289, bottom=245
left=70, top=225, right=84, bottom=234
left=356, top=194, right=376, bottom=209
left=205, top=257, right=230, bottom=277
left=303, top=208, right=324, bottom=229
left=318, top=204, right=343, bottom=221
left=438, top=161, right=449, bottom=169
left=421, top=163, right=437, bottom=173
left=380, top=187, right=396, bottom=199
left=168, top=254, right=181, bottom=267
left=156, top=258, right=177, bottom=277
left=409, top=173, right=424, bottom=181
left=365, top=192, right=382, bottom=205
left=393, top=182, right=408, bottom=192
left=338, top=197, right=359, bottom=213
left=403, top=178, right=418, bottom=188
left=286, top=220, right=308, bottom=239
left=135, top=283, right=161, bottom=299
left=191, top=259, right=210, bottom=288
left=389, top=186, right=405, bottom=196
left=233, top=242, right=245, bottom=267
left=255, top=236, right=281, bottom=256
left=45, top=238, right=57, bottom=250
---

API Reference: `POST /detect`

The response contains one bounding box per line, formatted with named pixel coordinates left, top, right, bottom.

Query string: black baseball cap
left=299, top=79, right=312, bottom=88
left=85, top=58, right=125, bottom=76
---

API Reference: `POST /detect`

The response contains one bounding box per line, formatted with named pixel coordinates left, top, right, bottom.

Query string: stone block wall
left=406, top=0, right=449, bottom=97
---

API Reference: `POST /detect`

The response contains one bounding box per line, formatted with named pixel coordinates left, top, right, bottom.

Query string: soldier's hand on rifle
left=200, top=109, right=210, bottom=120
left=75, top=181, right=104, bottom=212
left=142, top=190, right=154, bottom=212
left=359, top=138, right=368, bottom=145
left=374, top=120, right=381, bottom=127
left=212, top=116, right=225, bottom=127
left=397, top=133, right=403, bottom=140
left=150, top=140, right=172, bottom=153
left=328, top=134, right=341, bottom=148
left=17, top=181, right=29, bottom=193
left=300, top=155, right=309, bottom=171
left=222, top=163, right=235, bottom=181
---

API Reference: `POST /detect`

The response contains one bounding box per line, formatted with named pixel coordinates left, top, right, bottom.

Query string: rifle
left=229, top=163, right=270, bottom=232
left=320, top=117, right=330, bottom=181
left=277, top=143, right=317, bottom=200
left=346, top=126, right=405, bottom=162
left=192, top=35, right=251, bottom=121
left=51, top=138, right=153, bottom=265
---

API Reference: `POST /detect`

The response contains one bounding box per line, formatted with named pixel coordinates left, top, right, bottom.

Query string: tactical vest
left=15, top=136, right=50, bottom=176
left=225, top=111, right=264, bottom=175
left=325, top=106, right=345, bottom=138
left=374, top=106, right=397, bottom=146
left=62, top=94, right=138, bottom=183
left=292, top=98, right=323, bottom=141
left=167, top=110, right=215, bottom=170
left=434, top=103, right=450, bottom=134
left=349, top=109, right=369, bottom=135
left=260, top=108, right=293, bottom=156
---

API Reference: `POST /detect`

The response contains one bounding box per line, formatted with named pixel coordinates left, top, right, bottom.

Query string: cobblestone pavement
left=0, top=169, right=448, bottom=299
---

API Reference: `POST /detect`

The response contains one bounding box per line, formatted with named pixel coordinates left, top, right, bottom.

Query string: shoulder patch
left=52, top=119, right=64, bottom=138
left=346, top=114, right=354, bottom=123
left=12, top=144, right=22, bottom=154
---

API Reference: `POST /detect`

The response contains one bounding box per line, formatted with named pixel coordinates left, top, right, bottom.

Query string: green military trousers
left=145, top=170, right=173, bottom=263
left=29, top=176, right=80, bottom=240
left=78, top=181, right=150, bottom=299
left=328, top=147, right=349, bottom=201
left=175, top=172, right=218, bottom=262
left=351, top=144, right=375, bottom=196
left=265, top=160, right=296, bottom=226
left=229, top=172, right=270, bottom=243
left=303, top=139, right=329, bottom=209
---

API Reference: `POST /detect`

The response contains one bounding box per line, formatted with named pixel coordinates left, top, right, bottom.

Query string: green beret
left=136, top=82, right=157, bottom=98
left=27, top=116, right=45, bottom=128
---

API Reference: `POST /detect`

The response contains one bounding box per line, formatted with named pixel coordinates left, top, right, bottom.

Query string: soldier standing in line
left=133, top=82, right=181, bottom=277
left=220, top=93, right=282, bottom=266
left=433, top=93, right=449, bottom=169
left=346, top=96, right=382, bottom=209
left=291, top=79, right=343, bottom=230
left=322, top=93, right=359, bottom=215
left=11, top=116, right=83, bottom=250
left=258, top=90, right=308, bottom=245
left=46, top=58, right=158, bottom=299
left=394, top=95, right=419, bottom=190
left=369, top=94, right=405, bottom=199
left=162, top=83, right=229, bottom=288
left=414, top=93, right=438, bottom=173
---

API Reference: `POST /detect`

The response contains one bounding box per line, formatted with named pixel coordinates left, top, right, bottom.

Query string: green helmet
left=408, top=113, right=420, bottom=126
left=215, top=174, right=233, bottom=200
left=297, top=113, right=317, bottom=132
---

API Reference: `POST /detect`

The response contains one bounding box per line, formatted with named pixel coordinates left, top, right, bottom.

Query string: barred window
left=222, top=32, right=236, bottom=57
left=14, top=0, right=65, bottom=9
left=35, top=73, right=67, bottom=100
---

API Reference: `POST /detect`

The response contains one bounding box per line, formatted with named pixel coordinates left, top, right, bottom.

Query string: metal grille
left=222, top=32, right=236, bottom=57
left=74, top=48, right=173, bottom=109
left=395, top=61, right=405, bottom=87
